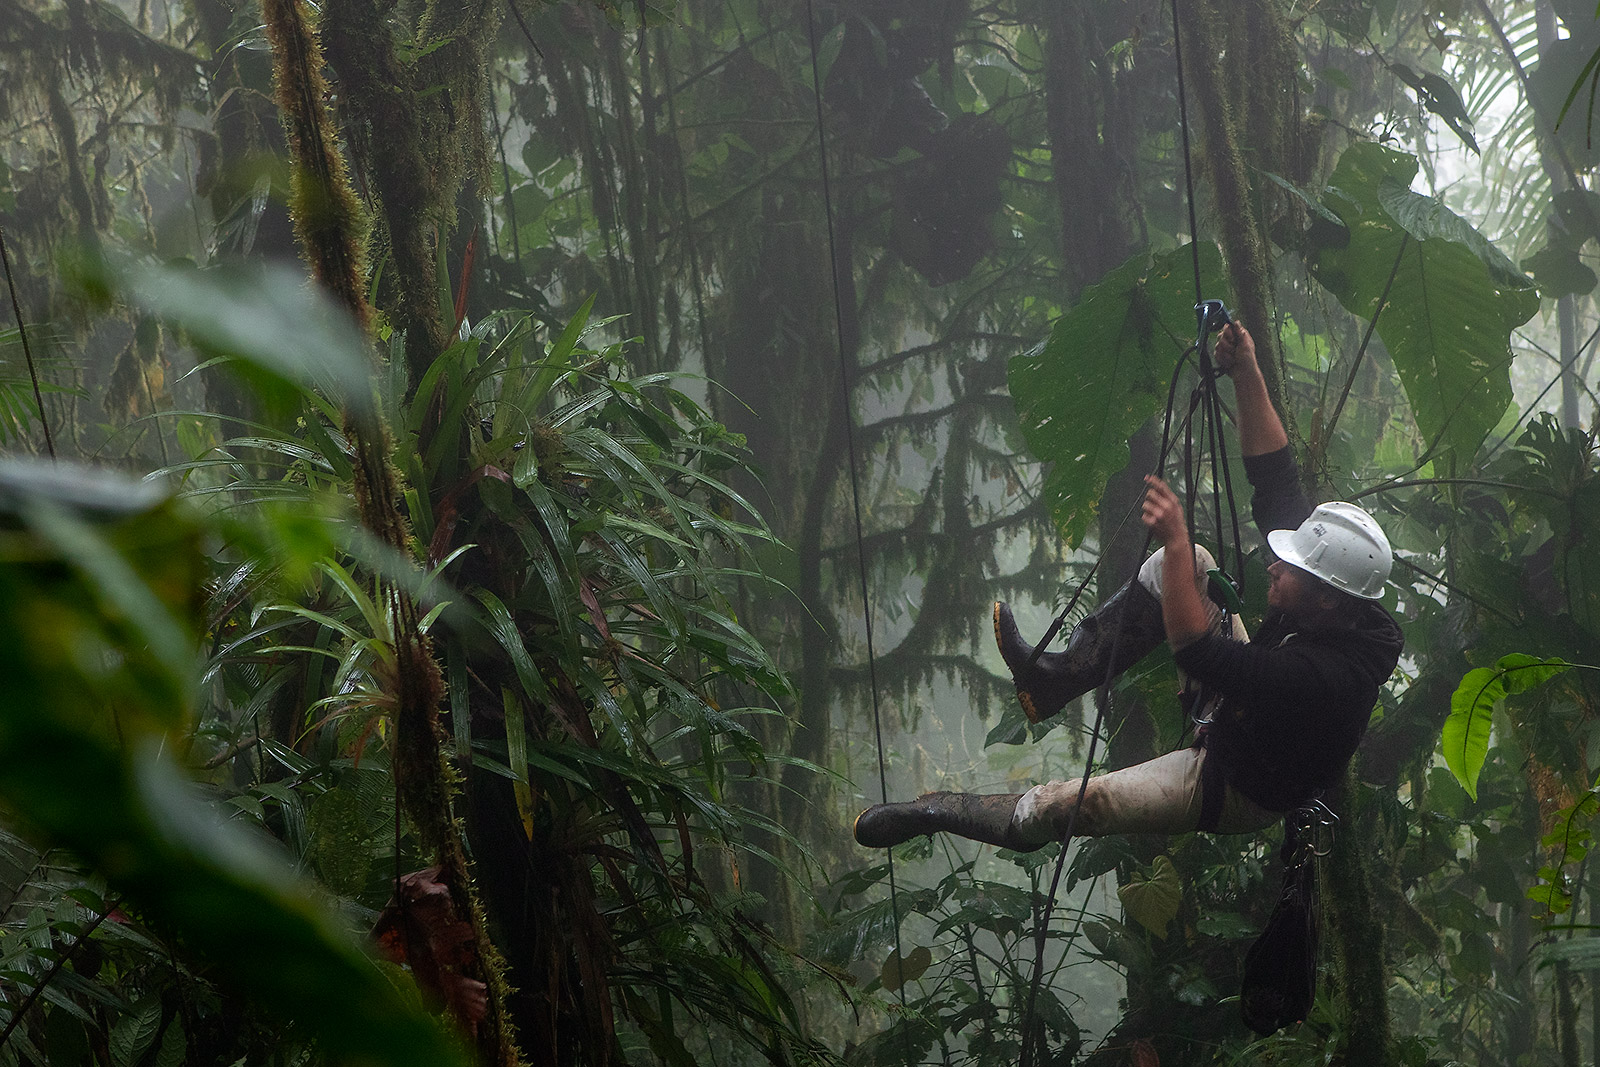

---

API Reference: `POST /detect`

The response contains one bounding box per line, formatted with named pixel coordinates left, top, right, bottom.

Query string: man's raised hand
left=1141, top=475, right=1189, bottom=548
left=1213, top=322, right=1256, bottom=378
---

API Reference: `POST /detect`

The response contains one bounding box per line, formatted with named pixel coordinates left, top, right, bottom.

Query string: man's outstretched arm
left=1216, top=322, right=1313, bottom=535
left=1214, top=323, right=1287, bottom=458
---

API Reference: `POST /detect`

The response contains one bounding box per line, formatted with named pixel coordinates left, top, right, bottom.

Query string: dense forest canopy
left=2, top=0, right=1600, bottom=1065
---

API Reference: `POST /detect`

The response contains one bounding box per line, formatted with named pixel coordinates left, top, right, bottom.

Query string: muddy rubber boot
left=994, top=578, right=1166, bottom=724
left=853, top=792, right=1038, bottom=851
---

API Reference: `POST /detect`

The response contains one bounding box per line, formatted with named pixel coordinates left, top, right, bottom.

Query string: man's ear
left=1319, top=585, right=1353, bottom=614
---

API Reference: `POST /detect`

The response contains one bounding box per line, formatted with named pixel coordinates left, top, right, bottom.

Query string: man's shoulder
left=1254, top=604, right=1403, bottom=662
left=1294, top=603, right=1405, bottom=680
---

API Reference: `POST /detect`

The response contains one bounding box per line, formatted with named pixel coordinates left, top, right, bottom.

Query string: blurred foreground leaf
left=75, top=256, right=377, bottom=425
left=0, top=459, right=467, bottom=1067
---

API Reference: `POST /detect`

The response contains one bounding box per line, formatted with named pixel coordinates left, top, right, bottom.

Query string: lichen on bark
left=316, top=0, right=504, bottom=390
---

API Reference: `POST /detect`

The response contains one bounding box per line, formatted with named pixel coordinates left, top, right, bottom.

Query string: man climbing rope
left=853, top=323, right=1405, bottom=851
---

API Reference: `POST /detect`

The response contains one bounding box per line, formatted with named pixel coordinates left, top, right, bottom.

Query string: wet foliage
left=3, top=1, right=1600, bottom=1066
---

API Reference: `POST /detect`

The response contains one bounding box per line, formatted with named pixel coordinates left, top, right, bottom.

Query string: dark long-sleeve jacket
left=1172, top=447, right=1404, bottom=811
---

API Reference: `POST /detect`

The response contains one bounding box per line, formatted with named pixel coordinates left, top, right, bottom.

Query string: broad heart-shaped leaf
left=1311, top=143, right=1538, bottom=465
left=1008, top=243, right=1226, bottom=548
left=1442, top=654, right=1572, bottom=800
left=1117, top=854, right=1181, bottom=939
left=879, top=945, right=933, bottom=992
left=1524, top=243, right=1599, bottom=299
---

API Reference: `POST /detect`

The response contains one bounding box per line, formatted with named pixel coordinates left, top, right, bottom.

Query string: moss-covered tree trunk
left=1176, top=1, right=1393, bottom=1059
left=1323, top=777, right=1392, bottom=1066
left=317, top=0, right=501, bottom=399
left=1174, top=0, right=1292, bottom=424
left=259, top=2, right=518, bottom=1063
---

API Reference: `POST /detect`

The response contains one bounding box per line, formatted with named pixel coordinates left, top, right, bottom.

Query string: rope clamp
left=1206, top=567, right=1244, bottom=616
left=1196, top=299, right=1233, bottom=335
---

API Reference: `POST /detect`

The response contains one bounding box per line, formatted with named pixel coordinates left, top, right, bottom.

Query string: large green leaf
left=1310, top=143, right=1539, bottom=464
left=1442, top=653, right=1572, bottom=801
left=1007, top=243, right=1226, bottom=547
left=0, top=460, right=468, bottom=1067
left=1116, top=854, right=1181, bottom=939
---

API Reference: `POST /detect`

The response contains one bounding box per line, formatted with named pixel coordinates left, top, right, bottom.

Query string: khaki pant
left=1012, top=747, right=1278, bottom=843
left=1011, top=545, right=1275, bottom=844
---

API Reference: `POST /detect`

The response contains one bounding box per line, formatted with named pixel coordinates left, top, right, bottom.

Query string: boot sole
left=993, top=601, right=1049, bottom=726
left=853, top=805, right=917, bottom=849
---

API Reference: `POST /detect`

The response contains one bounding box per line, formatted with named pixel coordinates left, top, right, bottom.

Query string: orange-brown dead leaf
left=373, top=866, right=488, bottom=1037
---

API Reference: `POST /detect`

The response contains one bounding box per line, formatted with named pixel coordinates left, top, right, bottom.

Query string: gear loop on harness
left=1288, top=796, right=1340, bottom=862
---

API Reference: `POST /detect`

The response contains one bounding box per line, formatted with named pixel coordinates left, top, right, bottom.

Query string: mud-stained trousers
left=1008, top=545, right=1278, bottom=846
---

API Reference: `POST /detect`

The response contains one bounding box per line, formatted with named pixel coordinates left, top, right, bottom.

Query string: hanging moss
left=43, top=79, right=101, bottom=252
left=317, top=0, right=503, bottom=388
left=260, top=0, right=371, bottom=330
left=0, top=0, right=195, bottom=130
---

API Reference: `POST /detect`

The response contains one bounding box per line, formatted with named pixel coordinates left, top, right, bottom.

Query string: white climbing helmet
left=1266, top=502, right=1392, bottom=601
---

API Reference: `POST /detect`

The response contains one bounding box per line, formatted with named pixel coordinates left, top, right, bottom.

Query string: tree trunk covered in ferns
left=260, top=1, right=518, bottom=1062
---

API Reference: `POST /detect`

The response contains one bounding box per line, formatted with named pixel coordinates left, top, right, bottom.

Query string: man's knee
left=1137, top=544, right=1220, bottom=600
left=1073, top=781, right=1113, bottom=837
left=1015, top=780, right=1100, bottom=843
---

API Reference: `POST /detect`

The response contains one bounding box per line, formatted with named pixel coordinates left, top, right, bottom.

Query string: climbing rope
left=1019, top=2, right=1251, bottom=1061
left=1017, top=307, right=1244, bottom=1067
left=800, top=0, right=912, bottom=1030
